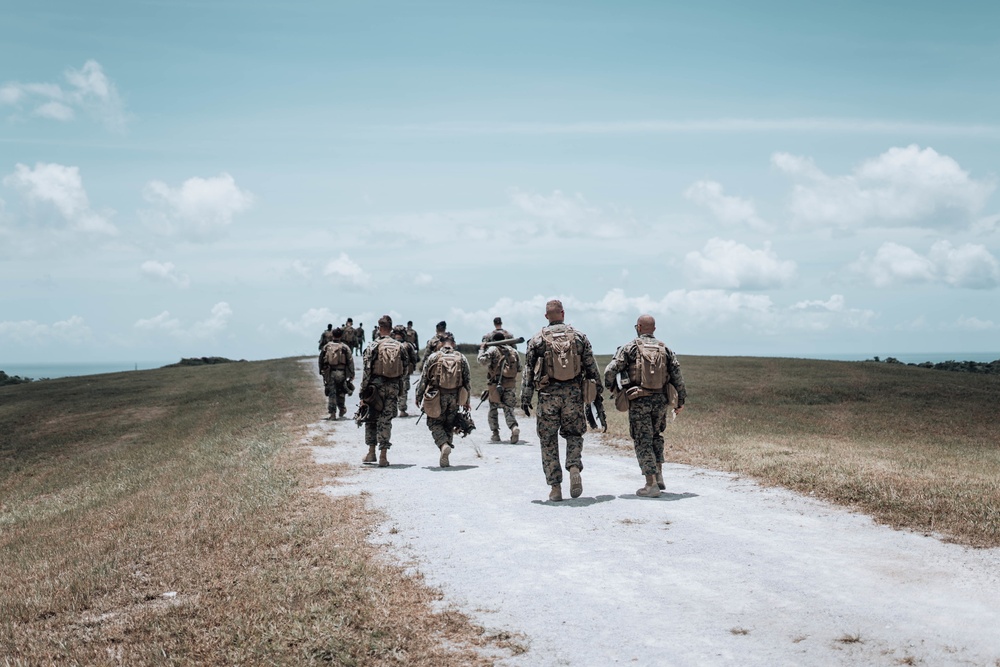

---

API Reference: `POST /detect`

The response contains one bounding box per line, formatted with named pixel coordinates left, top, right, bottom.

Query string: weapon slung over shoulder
left=482, top=336, right=524, bottom=348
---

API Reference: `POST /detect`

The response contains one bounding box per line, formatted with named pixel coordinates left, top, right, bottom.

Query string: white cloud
left=3, top=162, right=117, bottom=234
left=278, top=307, right=344, bottom=337
left=683, top=180, right=771, bottom=232
left=683, top=238, right=797, bottom=289
left=509, top=188, right=632, bottom=238
left=1, top=60, right=126, bottom=130
left=773, top=145, right=996, bottom=230
left=142, top=173, right=254, bottom=239
left=0, top=315, right=91, bottom=344
left=945, top=316, right=997, bottom=331
left=850, top=241, right=999, bottom=289
left=134, top=302, right=232, bottom=341
left=140, top=260, right=191, bottom=288
left=323, top=253, right=370, bottom=287
left=414, top=272, right=433, bottom=285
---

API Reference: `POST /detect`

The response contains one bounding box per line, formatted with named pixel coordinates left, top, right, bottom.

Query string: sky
left=2, top=0, right=999, bottom=363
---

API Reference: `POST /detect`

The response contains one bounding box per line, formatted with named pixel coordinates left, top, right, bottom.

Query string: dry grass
left=598, top=355, right=1000, bottom=547
left=0, top=359, right=499, bottom=665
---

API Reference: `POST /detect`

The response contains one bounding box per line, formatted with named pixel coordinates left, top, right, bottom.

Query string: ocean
left=1, top=361, right=176, bottom=380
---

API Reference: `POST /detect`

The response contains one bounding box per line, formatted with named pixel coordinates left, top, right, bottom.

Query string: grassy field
left=0, top=359, right=498, bottom=665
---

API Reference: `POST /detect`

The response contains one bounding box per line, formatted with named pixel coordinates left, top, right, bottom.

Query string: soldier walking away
left=481, top=316, right=513, bottom=343
left=521, top=299, right=601, bottom=502
left=342, top=318, right=357, bottom=355
left=318, top=323, right=334, bottom=350
left=360, top=315, right=407, bottom=467
left=477, top=331, right=521, bottom=443
left=391, top=325, right=419, bottom=417
left=318, top=327, right=355, bottom=420
left=405, top=321, right=420, bottom=357
left=604, top=314, right=686, bottom=497
left=355, top=322, right=366, bottom=356
left=420, top=320, right=448, bottom=369
left=415, top=332, right=472, bottom=468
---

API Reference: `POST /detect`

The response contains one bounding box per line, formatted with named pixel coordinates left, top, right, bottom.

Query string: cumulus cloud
left=140, top=260, right=191, bottom=288
left=683, top=238, right=797, bottom=289
left=773, top=145, right=996, bottom=230
left=3, top=162, right=116, bottom=234
left=142, top=173, right=254, bottom=239
left=0, top=60, right=127, bottom=130
left=849, top=241, right=1000, bottom=289
left=134, top=302, right=232, bottom=340
left=683, top=180, right=771, bottom=232
left=0, top=315, right=91, bottom=344
left=278, top=307, right=344, bottom=337
left=944, top=316, right=997, bottom=331
left=509, top=188, right=632, bottom=238
left=323, top=253, right=370, bottom=287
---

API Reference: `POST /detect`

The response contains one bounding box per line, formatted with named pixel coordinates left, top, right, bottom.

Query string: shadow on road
left=361, top=464, right=417, bottom=470
left=618, top=492, right=699, bottom=501
left=423, top=465, right=479, bottom=472
left=531, top=494, right=616, bottom=508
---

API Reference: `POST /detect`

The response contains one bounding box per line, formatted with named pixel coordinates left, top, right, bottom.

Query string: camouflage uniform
left=318, top=340, right=355, bottom=417
left=420, top=333, right=446, bottom=370
left=416, top=347, right=472, bottom=450
left=318, top=328, right=334, bottom=350
left=361, top=335, right=404, bottom=451
left=476, top=344, right=520, bottom=435
left=405, top=326, right=419, bottom=353
left=521, top=322, right=600, bottom=487
left=481, top=327, right=513, bottom=343
left=604, top=335, right=686, bottom=476
left=342, top=324, right=357, bottom=354
left=354, top=325, right=366, bottom=356
left=393, top=330, right=419, bottom=415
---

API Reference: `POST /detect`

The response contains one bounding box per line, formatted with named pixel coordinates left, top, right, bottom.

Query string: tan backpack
left=500, top=347, right=520, bottom=379
left=541, top=327, right=581, bottom=382
left=435, top=349, right=464, bottom=389
left=373, top=338, right=405, bottom=378
left=324, top=342, right=350, bottom=367
left=634, top=339, right=668, bottom=390
left=342, top=326, right=356, bottom=345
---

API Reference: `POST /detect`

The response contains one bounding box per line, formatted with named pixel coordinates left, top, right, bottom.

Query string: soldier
left=342, top=318, right=357, bottom=354
left=521, top=299, right=601, bottom=502
left=405, top=321, right=419, bottom=357
left=481, top=316, right=513, bottom=343
left=355, top=322, right=366, bottom=356
left=477, top=331, right=521, bottom=444
left=318, top=327, right=355, bottom=420
left=420, top=320, right=448, bottom=369
left=318, top=323, right=334, bottom=350
left=415, top=332, right=472, bottom=468
left=604, top=314, right=686, bottom=497
left=391, top=324, right=419, bottom=417
left=360, top=315, right=407, bottom=467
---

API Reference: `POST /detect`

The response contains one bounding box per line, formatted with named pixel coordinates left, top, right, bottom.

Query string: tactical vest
left=372, top=338, right=405, bottom=378
left=540, top=326, right=581, bottom=382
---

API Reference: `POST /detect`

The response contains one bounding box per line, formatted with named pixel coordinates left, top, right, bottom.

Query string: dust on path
left=304, top=360, right=1000, bottom=666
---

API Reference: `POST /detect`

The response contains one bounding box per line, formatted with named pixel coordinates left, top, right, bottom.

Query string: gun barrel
left=483, top=336, right=525, bottom=347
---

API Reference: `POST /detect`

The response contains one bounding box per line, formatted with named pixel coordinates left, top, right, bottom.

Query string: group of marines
left=317, top=300, right=686, bottom=500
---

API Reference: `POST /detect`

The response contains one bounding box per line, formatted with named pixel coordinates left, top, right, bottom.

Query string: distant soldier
left=318, top=323, right=334, bottom=350
left=478, top=331, right=521, bottom=444
left=342, top=318, right=357, bottom=354
left=604, top=314, right=686, bottom=497
left=482, top=316, right=513, bottom=343
left=521, top=299, right=601, bottom=502
left=360, top=315, right=407, bottom=467
left=318, top=327, right=355, bottom=420
left=355, top=322, right=366, bottom=356
left=416, top=332, right=472, bottom=468
left=391, top=325, right=419, bottom=417
left=405, top=321, right=420, bottom=358
left=420, top=320, right=448, bottom=369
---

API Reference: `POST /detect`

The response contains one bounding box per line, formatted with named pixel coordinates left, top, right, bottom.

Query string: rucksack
left=435, top=349, right=464, bottom=389
left=500, top=347, right=520, bottom=378
left=541, top=327, right=581, bottom=382
left=634, top=339, right=668, bottom=390
left=373, top=338, right=405, bottom=378
left=405, top=329, right=418, bottom=345
left=342, top=326, right=356, bottom=345
left=324, top=342, right=350, bottom=367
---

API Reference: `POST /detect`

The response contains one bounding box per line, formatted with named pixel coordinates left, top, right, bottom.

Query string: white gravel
left=305, top=361, right=1000, bottom=666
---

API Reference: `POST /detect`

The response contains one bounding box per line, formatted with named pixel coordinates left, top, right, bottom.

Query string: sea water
left=1, top=361, right=175, bottom=380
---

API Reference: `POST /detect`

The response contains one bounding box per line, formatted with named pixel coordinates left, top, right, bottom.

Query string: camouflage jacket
left=477, top=344, right=521, bottom=382
left=521, top=321, right=600, bottom=400
left=603, top=334, right=685, bottom=407
left=416, top=347, right=471, bottom=400
left=481, top=327, right=513, bottom=343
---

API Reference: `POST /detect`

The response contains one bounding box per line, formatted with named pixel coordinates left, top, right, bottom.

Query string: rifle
left=586, top=391, right=607, bottom=432
left=416, top=408, right=425, bottom=424
left=482, top=336, right=524, bottom=348
left=475, top=388, right=489, bottom=410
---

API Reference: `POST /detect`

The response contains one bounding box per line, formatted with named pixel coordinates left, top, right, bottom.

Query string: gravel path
left=305, top=361, right=1000, bottom=666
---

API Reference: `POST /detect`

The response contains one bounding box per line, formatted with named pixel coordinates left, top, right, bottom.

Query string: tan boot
left=656, top=462, right=665, bottom=490
left=339, top=407, right=347, bottom=420
left=439, top=444, right=452, bottom=468
left=548, top=484, right=563, bottom=502
left=363, top=445, right=377, bottom=464
left=636, top=474, right=661, bottom=497
left=569, top=466, right=583, bottom=499
left=378, top=448, right=389, bottom=468
left=510, top=427, right=519, bottom=444
left=490, top=431, right=501, bottom=443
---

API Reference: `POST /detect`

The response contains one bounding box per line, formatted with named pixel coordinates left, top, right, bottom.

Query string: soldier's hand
left=675, top=405, right=684, bottom=413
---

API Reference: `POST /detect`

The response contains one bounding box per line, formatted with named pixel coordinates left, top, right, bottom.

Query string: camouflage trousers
left=324, top=369, right=349, bottom=415
left=364, top=377, right=401, bottom=450
left=488, top=385, right=518, bottom=433
left=397, top=373, right=412, bottom=413
left=426, top=390, right=460, bottom=449
left=628, top=393, right=669, bottom=476
left=536, top=382, right=586, bottom=486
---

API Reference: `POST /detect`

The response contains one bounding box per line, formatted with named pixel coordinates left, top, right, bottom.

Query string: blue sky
left=2, top=0, right=999, bottom=363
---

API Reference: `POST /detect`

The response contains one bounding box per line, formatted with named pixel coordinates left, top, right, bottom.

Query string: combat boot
left=636, top=474, right=661, bottom=498
left=439, top=444, right=452, bottom=468
left=339, top=407, right=347, bottom=420
left=399, top=408, right=409, bottom=417
left=378, top=448, right=389, bottom=468
left=655, top=462, right=665, bottom=490
left=490, top=431, right=501, bottom=443
left=548, top=484, right=563, bottom=502
left=510, top=427, right=519, bottom=444
left=363, top=445, right=377, bottom=464
left=569, top=466, right=583, bottom=499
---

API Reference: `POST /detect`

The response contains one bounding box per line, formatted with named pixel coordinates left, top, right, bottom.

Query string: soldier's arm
left=579, top=333, right=601, bottom=383
left=520, top=339, right=539, bottom=405
left=667, top=350, right=686, bottom=407
left=476, top=346, right=492, bottom=366
left=462, top=358, right=472, bottom=402
left=360, top=343, right=374, bottom=390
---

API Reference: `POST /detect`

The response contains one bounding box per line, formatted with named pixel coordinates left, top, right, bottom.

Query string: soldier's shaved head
left=636, top=314, right=656, bottom=335
left=378, top=315, right=392, bottom=332
left=545, top=299, right=564, bottom=322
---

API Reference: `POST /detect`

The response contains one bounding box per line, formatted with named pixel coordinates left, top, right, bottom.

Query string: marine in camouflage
left=361, top=331, right=403, bottom=450
left=476, top=344, right=519, bottom=434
